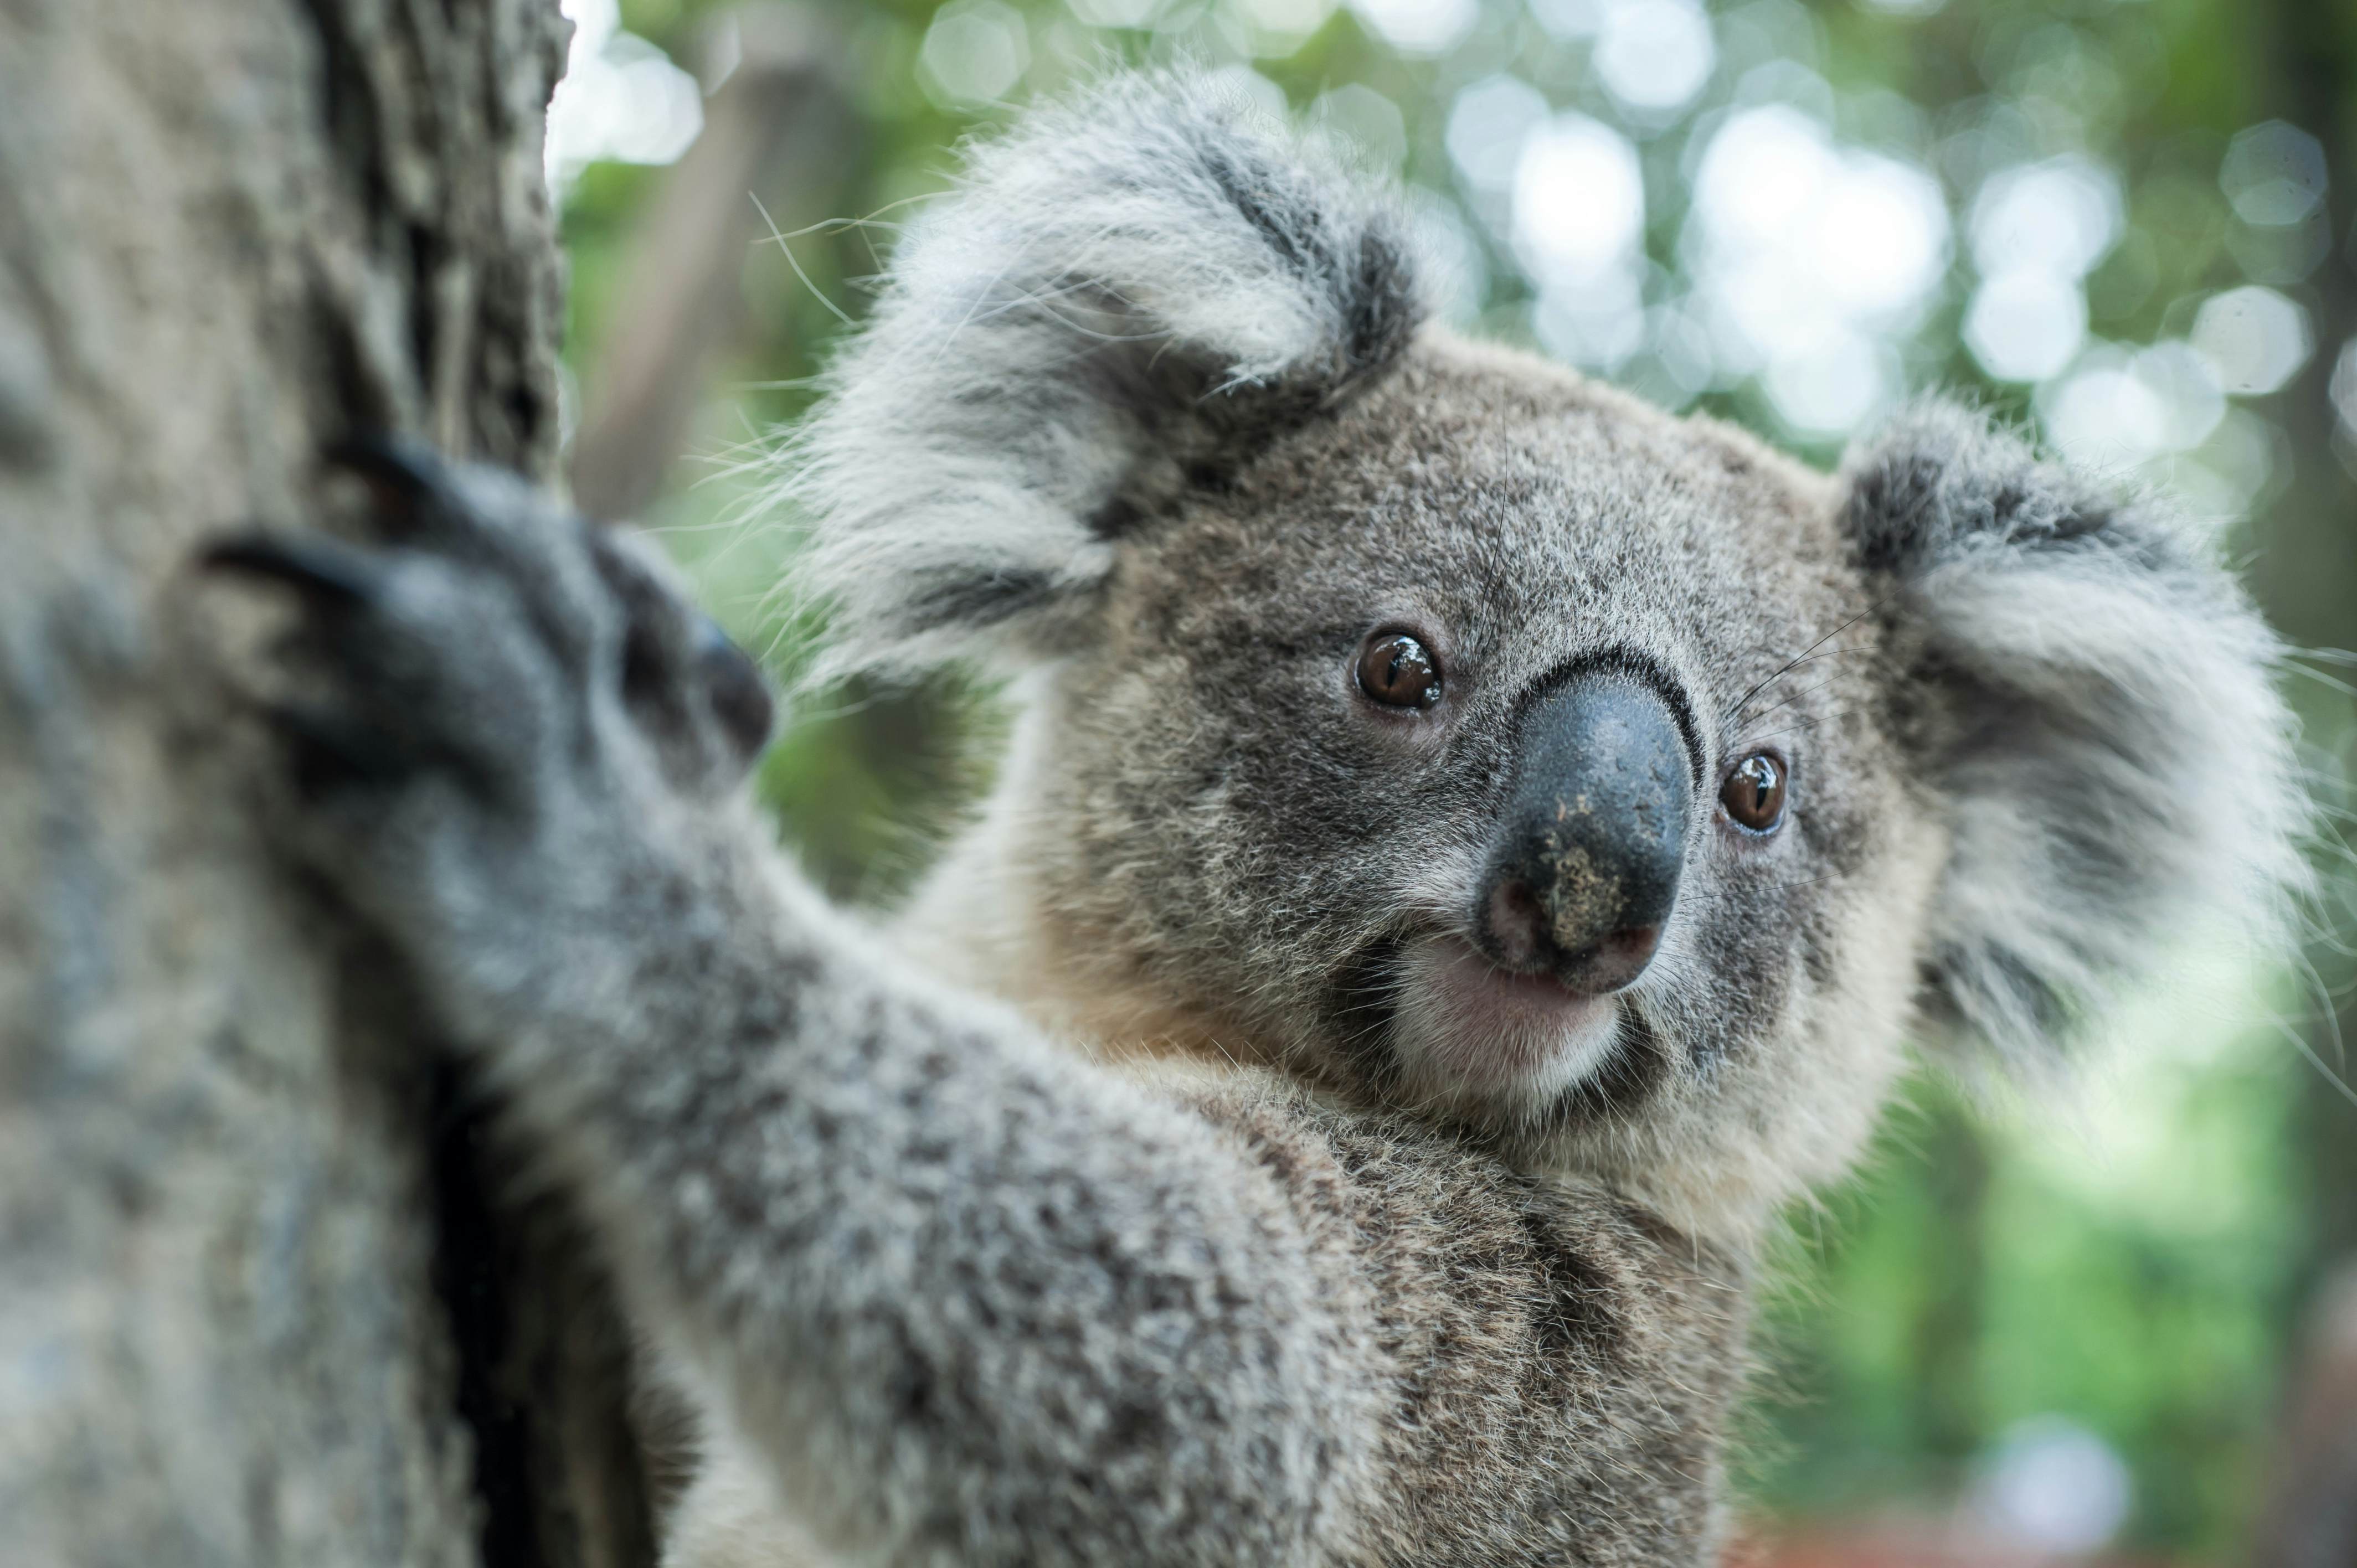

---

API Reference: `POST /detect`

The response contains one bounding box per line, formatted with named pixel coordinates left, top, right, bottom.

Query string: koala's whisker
left=2280, top=1021, right=2357, bottom=1111
left=2296, top=869, right=2357, bottom=957
left=721, top=375, right=829, bottom=395
left=687, top=420, right=793, bottom=481
left=932, top=216, right=1143, bottom=364
left=2283, top=661, right=2357, bottom=698
left=1735, top=665, right=1874, bottom=729
left=975, top=280, right=1156, bottom=341
left=1735, top=714, right=1844, bottom=751
left=2291, top=948, right=2354, bottom=1063
left=738, top=198, right=920, bottom=281
left=2302, top=925, right=2357, bottom=963
left=2300, top=783, right=2357, bottom=822
left=1728, top=595, right=1897, bottom=720
left=766, top=204, right=923, bottom=244
left=749, top=192, right=857, bottom=330
left=2301, top=827, right=2357, bottom=879
left=2302, top=963, right=2357, bottom=1002
left=1734, top=684, right=1847, bottom=738
left=1742, top=643, right=1880, bottom=692
left=927, top=249, right=1036, bottom=368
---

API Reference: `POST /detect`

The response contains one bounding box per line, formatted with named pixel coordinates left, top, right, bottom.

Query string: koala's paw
left=204, top=440, right=773, bottom=1009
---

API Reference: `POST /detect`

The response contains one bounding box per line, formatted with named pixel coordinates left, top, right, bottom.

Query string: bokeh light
left=1067, top=0, right=1159, bottom=24
left=544, top=0, right=703, bottom=189
left=2332, top=337, right=2357, bottom=446
left=1231, top=0, right=1338, bottom=53
left=1512, top=112, right=1645, bottom=288
left=1311, top=82, right=1407, bottom=167
left=1345, top=0, right=1477, bottom=55
left=918, top=1, right=1032, bottom=107
left=2192, top=285, right=2314, bottom=396
left=1963, top=271, right=2086, bottom=383
left=1447, top=75, right=1551, bottom=193
left=1592, top=0, right=1717, bottom=120
left=2221, top=120, right=2329, bottom=228
left=1960, top=157, right=2121, bottom=383
left=1683, top=104, right=1948, bottom=431
left=1968, top=1417, right=2136, bottom=1556
left=2040, top=341, right=2224, bottom=470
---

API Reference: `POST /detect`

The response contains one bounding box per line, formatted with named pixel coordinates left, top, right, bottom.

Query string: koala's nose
left=1475, top=671, right=1692, bottom=995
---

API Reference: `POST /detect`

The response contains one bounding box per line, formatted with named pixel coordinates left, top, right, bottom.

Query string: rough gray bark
left=0, top=2, right=652, bottom=1563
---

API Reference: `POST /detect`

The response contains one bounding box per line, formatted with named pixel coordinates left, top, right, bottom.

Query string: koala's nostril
left=1484, top=879, right=1548, bottom=969
left=1576, top=925, right=1661, bottom=994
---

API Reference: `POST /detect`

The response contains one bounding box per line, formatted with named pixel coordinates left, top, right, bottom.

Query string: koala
left=207, top=76, right=2303, bottom=1568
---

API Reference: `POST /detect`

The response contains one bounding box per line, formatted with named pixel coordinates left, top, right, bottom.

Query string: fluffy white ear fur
left=1840, top=400, right=2307, bottom=1069
left=786, top=73, right=1429, bottom=678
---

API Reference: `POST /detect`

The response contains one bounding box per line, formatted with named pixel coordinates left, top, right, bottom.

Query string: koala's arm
left=516, top=853, right=1392, bottom=1562
left=205, top=448, right=1737, bottom=1568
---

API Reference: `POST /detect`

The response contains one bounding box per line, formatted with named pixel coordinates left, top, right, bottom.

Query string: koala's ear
left=1840, top=401, right=2305, bottom=1070
left=787, top=74, right=1428, bottom=677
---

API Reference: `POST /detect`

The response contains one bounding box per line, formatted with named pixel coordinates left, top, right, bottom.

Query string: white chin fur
left=1387, top=935, right=1623, bottom=1117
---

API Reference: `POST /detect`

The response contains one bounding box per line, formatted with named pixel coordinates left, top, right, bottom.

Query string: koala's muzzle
left=1476, top=672, right=1691, bottom=994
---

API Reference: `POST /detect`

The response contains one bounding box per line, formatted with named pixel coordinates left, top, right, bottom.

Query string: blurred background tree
left=545, top=0, right=2357, bottom=1559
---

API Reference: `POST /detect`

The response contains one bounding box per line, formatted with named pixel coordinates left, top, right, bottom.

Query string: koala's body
left=210, top=78, right=2302, bottom=1567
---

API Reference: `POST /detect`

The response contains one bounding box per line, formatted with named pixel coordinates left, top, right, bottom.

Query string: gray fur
left=213, top=77, right=2302, bottom=1568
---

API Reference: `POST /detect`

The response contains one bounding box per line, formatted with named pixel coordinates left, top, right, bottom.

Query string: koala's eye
left=1355, top=631, right=1443, bottom=710
left=1720, top=752, right=1788, bottom=834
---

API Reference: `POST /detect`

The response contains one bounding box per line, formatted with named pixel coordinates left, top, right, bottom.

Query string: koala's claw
left=203, top=532, right=385, bottom=606
left=261, top=700, right=411, bottom=795
left=202, top=531, right=453, bottom=793
left=206, top=442, right=772, bottom=952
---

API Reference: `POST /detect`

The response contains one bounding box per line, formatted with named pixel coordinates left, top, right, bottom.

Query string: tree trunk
left=0, top=2, right=653, bottom=1563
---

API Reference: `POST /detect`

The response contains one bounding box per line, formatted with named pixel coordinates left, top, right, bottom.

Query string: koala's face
left=1029, top=339, right=1937, bottom=1218
left=794, top=79, right=2298, bottom=1235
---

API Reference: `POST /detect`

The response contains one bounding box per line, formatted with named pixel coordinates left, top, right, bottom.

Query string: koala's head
left=789, top=78, right=2303, bottom=1237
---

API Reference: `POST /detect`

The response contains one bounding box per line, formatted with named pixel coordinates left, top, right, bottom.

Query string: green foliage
left=1752, top=1022, right=2304, bottom=1556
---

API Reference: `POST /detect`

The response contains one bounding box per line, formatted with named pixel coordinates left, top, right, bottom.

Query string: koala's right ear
left=1839, top=401, right=2307, bottom=1074
left=786, top=74, right=1428, bottom=678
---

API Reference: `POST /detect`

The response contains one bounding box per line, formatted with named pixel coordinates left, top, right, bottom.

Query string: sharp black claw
left=321, top=432, right=446, bottom=492
left=201, top=533, right=383, bottom=605
left=264, top=702, right=405, bottom=795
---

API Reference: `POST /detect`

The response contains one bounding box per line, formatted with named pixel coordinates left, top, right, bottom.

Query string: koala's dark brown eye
left=1721, top=752, right=1787, bottom=833
left=1355, top=632, right=1443, bottom=709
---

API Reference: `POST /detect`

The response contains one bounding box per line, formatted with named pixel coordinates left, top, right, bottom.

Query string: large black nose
left=1475, top=671, right=1692, bottom=994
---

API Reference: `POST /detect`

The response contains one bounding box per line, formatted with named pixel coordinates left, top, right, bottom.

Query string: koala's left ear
left=786, top=74, right=1429, bottom=679
left=1839, top=401, right=2306, bottom=1069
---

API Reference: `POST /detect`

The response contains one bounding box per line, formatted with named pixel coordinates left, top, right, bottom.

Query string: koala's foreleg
left=205, top=447, right=1382, bottom=1568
